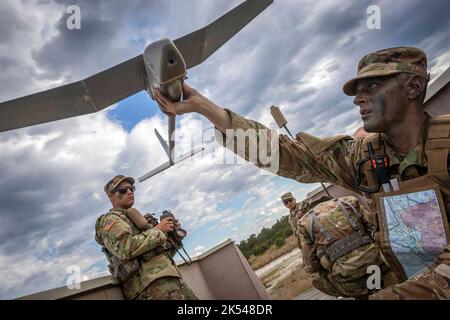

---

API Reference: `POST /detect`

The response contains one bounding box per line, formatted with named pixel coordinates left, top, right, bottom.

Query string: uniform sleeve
left=215, top=109, right=360, bottom=191
left=297, top=221, right=320, bottom=273
left=99, top=214, right=167, bottom=261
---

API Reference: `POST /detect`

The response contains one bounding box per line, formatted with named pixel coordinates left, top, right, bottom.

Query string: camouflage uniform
left=282, top=192, right=329, bottom=245
left=215, top=48, right=450, bottom=299
left=280, top=192, right=304, bottom=238
left=296, top=196, right=383, bottom=298
left=288, top=202, right=302, bottom=237
left=135, top=276, right=198, bottom=300
left=281, top=192, right=304, bottom=250
left=284, top=194, right=333, bottom=240
left=95, top=175, right=197, bottom=300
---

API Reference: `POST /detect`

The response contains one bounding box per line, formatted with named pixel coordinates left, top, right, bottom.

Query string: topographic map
left=383, top=189, right=448, bottom=278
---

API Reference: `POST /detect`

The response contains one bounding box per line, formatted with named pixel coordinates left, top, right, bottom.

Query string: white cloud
left=191, top=245, right=206, bottom=257
left=430, top=51, right=450, bottom=81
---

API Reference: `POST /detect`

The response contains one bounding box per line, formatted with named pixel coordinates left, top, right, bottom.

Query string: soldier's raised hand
left=153, top=82, right=232, bottom=133
left=153, top=83, right=203, bottom=116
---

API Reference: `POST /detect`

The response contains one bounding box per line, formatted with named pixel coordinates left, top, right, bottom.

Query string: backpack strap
left=304, top=210, right=334, bottom=244
left=325, top=199, right=373, bottom=265
left=325, top=231, right=373, bottom=265
left=334, top=198, right=362, bottom=232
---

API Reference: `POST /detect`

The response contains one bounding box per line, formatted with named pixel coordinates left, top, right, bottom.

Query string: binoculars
left=159, top=210, right=192, bottom=265
left=160, top=210, right=188, bottom=244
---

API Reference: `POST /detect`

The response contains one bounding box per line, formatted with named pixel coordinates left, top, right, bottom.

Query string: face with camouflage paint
left=353, top=75, right=410, bottom=133
left=108, top=180, right=135, bottom=209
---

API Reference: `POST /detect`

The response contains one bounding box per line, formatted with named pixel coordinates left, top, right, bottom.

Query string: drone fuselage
left=143, top=39, right=186, bottom=102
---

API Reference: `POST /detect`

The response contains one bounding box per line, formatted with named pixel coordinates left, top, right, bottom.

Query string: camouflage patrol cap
left=281, top=192, right=293, bottom=201
left=104, top=175, right=135, bottom=194
left=343, top=47, right=429, bottom=96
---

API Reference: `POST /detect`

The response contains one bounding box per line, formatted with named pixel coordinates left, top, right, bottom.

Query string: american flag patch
left=104, top=220, right=116, bottom=232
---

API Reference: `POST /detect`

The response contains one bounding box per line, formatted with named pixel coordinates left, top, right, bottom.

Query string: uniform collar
left=110, top=207, right=127, bottom=214
left=381, top=116, right=429, bottom=179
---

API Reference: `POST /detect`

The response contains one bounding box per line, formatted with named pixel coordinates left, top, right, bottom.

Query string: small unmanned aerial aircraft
left=0, top=0, right=273, bottom=182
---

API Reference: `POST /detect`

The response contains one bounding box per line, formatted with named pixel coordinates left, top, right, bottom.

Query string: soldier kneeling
left=283, top=193, right=393, bottom=299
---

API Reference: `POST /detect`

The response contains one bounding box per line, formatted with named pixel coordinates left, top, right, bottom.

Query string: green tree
left=238, top=214, right=293, bottom=258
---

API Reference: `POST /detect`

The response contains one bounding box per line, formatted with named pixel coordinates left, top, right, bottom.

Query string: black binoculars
left=160, top=210, right=187, bottom=244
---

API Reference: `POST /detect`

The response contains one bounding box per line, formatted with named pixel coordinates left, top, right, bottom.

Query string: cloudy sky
left=0, top=0, right=449, bottom=299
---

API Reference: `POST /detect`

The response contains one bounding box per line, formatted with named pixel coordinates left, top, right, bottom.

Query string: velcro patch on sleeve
left=104, top=219, right=116, bottom=232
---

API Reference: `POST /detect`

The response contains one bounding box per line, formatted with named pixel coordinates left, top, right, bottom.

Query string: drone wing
left=0, top=55, right=145, bottom=132
left=138, top=161, right=172, bottom=182
left=0, top=0, right=273, bottom=133
left=173, top=0, right=273, bottom=70
left=138, top=146, right=205, bottom=183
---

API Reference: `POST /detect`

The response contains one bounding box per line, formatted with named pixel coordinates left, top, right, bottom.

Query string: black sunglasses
left=283, top=199, right=293, bottom=205
left=116, top=185, right=135, bottom=194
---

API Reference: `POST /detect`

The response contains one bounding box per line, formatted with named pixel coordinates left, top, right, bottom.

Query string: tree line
left=238, top=215, right=293, bottom=259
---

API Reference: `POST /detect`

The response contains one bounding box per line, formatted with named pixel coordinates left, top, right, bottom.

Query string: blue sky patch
left=107, top=91, right=160, bottom=132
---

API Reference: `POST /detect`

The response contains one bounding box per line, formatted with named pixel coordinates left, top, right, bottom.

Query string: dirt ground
left=251, top=235, right=313, bottom=300
left=264, top=265, right=313, bottom=300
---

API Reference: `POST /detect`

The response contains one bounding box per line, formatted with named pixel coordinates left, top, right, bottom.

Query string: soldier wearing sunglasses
left=94, top=175, right=197, bottom=300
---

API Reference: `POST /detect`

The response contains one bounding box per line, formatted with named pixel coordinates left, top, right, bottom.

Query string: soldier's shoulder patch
left=104, top=219, right=116, bottom=232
